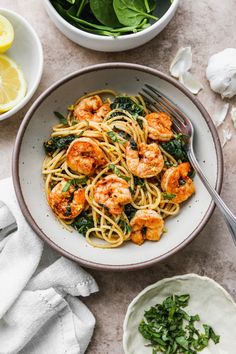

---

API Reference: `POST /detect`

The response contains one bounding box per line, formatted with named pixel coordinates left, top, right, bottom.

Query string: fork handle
left=188, top=151, right=236, bottom=245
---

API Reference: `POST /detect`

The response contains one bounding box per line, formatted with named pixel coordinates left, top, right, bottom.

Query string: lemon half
left=0, top=54, right=27, bottom=113
left=0, top=14, right=14, bottom=53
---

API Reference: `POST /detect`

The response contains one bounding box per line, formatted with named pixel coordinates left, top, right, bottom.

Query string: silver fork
left=141, top=84, right=236, bottom=245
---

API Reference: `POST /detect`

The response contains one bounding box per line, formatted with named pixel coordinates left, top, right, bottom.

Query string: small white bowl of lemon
left=0, top=8, right=43, bottom=121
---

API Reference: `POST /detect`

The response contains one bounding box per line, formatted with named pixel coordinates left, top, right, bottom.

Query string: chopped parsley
left=139, top=294, right=220, bottom=354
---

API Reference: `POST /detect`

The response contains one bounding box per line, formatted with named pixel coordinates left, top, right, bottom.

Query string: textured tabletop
left=0, top=1, right=236, bottom=353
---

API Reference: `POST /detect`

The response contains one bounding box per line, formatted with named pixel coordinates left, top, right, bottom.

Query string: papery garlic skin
left=170, top=47, right=192, bottom=78
left=179, top=72, right=203, bottom=95
left=206, top=48, right=236, bottom=99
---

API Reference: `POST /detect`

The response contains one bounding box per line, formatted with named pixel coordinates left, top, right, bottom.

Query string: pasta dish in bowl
left=13, top=63, right=222, bottom=270
left=43, top=91, right=195, bottom=249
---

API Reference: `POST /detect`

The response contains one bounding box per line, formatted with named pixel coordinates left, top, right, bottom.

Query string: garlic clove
left=179, top=71, right=203, bottom=95
left=206, top=48, right=236, bottom=99
left=214, top=103, right=229, bottom=127
left=170, top=47, right=192, bottom=78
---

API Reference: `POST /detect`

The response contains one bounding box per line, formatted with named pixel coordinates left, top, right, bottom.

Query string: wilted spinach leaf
left=161, top=134, right=189, bottom=162
left=44, top=135, right=76, bottom=156
left=110, top=96, right=145, bottom=116
left=71, top=211, right=94, bottom=235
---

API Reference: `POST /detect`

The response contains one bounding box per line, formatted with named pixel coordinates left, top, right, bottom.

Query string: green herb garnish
left=62, top=177, right=88, bottom=192
left=118, top=219, right=132, bottom=234
left=162, top=192, right=176, bottom=200
left=54, top=111, right=68, bottom=125
left=139, top=294, right=220, bottom=354
left=107, top=131, right=125, bottom=144
left=108, top=164, right=130, bottom=181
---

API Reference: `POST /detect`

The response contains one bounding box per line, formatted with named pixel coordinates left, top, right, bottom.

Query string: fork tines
left=140, top=84, right=188, bottom=133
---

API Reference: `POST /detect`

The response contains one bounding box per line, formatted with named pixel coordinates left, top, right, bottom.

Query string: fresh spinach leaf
left=90, top=0, right=121, bottom=27
left=113, top=0, right=157, bottom=27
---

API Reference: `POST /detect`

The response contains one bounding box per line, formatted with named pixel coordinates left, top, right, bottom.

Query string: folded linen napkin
left=0, top=178, right=98, bottom=354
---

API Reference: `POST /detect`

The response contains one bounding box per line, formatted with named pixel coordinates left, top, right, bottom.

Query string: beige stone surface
left=1, top=0, right=236, bottom=353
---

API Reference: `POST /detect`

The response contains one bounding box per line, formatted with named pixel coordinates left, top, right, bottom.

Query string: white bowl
left=13, top=63, right=223, bottom=271
left=123, top=274, right=236, bottom=353
left=43, top=0, right=179, bottom=52
left=0, top=8, right=43, bottom=121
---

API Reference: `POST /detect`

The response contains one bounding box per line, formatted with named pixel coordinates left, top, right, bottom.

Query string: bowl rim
left=43, top=0, right=179, bottom=41
left=12, top=62, right=223, bottom=271
left=0, top=7, right=44, bottom=121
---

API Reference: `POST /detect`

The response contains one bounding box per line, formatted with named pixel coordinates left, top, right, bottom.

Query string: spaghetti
left=42, top=90, right=195, bottom=248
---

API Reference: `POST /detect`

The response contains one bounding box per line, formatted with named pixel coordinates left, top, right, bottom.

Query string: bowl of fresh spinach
left=43, top=0, right=179, bottom=52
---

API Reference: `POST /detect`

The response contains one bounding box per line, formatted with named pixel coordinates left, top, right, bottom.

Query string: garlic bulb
left=206, top=48, right=236, bottom=99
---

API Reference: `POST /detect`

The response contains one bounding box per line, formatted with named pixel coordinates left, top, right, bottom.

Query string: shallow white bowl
left=43, top=0, right=179, bottom=52
left=123, top=274, right=236, bottom=353
left=13, top=63, right=223, bottom=271
left=0, top=8, right=43, bottom=121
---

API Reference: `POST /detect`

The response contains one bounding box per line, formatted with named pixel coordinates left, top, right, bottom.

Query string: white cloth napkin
left=0, top=178, right=99, bottom=354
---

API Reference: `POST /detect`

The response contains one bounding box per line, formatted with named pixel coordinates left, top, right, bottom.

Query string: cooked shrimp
left=94, top=174, right=132, bottom=215
left=94, top=103, right=111, bottom=120
left=48, top=179, right=86, bottom=220
left=145, top=112, right=173, bottom=141
left=161, top=162, right=195, bottom=203
left=130, top=210, right=164, bottom=245
left=126, top=142, right=164, bottom=178
left=66, top=138, right=107, bottom=175
left=73, top=95, right=110, bottom=122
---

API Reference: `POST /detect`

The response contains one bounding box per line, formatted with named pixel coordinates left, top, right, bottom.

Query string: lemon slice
left=0, top=14, right=14, bottom=53
left=0, top=54, right=27, bottom=113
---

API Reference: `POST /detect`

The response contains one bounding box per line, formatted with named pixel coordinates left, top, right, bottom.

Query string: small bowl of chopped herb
left=123, top=274, right=236, bottom=354
left=43, top=0, right=179, bottom=52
